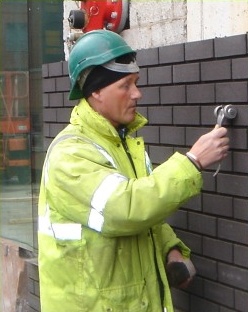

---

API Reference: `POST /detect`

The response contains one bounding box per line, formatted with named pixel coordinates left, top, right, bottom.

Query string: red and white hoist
left=67, top=0, right=129, bottom=44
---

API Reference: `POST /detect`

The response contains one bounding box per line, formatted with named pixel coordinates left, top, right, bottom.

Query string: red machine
left=68, top=0, right=129, bottom=43
left=0, top=71, right=31, bottom=183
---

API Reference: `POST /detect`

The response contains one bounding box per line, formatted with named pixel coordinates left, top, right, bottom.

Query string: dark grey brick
left=166, top=210, right=188, bottom=229
left=204, top=280, right=234, bottom=308
left=63, top=93, right=78, bottom=107
left=43, top=123, right=50, bottom=137
left=187, top=276, right=204, bottom=297
left=234, top=244, right=248, bottom=267
left=193, top=255, right=217, bottom=281
left=215, top=34, right=247, bottom=58
left=138, top=87, right=160, bottom=105
left=185, top=39, right=214, bottom=61
left=235, top=289, right=248, bottom=312
left=173, top=63, right=200, bottom=83
left=175, top=230, right=202, bottom=254
left=233, top=197, right=248, bottom=221
left=217, top=174, right=248, bottom=197
left=202, top=193, right=232, bottom=217
left=148, top=106, right=172, bottom=124
left=56, top=76, right=70, bottom=92
left=137, top=67, right=148, bottom=86
left=233, top=151, right=248, bottom=173
left=49, top=123, right=66, bottom=138
left=148, top=66, right=172, bottom=85
left=136, top=48, right=158, bottom=66
left=182, top=195, right=201, bottom=212
left=187, top=83, right=215, bottom=104
left=27, top=277, right=35, bottom=294
left=44, top=138, right=53, bottom=150
left=171, top=288, right=189, bottom=311
left=233, top=104, right=248, bottom=126
left=209, top=150, right=232, bottom=173
left=201, top=59, right=231, bottom=81
left=203, top=237, right=233, bottom=263
left=27, top=292, right=41, bottom=311
left=229, top=128, right=248, bottom=150
left=48, top=62, right=63, bottom=77
left=62, top=61, right=69, bottom=75
left=218, top=219, right=248, bottom=245
left=159, top=43, right=185, bottom=64
left=42, top=64, right=49, bottom=78
left=176, top=146, right=187, bottom=155
left=188, top=212, right=217, bottom=236
left=186, top=127, right=210, bottom=146
left=149, top=145, right=173, bottom=164
left=220, top=307, right=236, bottom=312
left=190, top=295, right=219, bottom=312
left=160, top=126, right=185, bottom=145
left=42, top=78, right=55, bottom=93
left=56, top=107, right=72, bottom=123
left=42, top=93, right=49, bottom=108
left=201, top=105, right=219, bottom=126
left=218, top=263, right=248, bottom=291
left=34, top=280, right=40, bottom=297
left=27, top=307, right=39, bottom=312
left=43, top=108, right=56, bottom=122
left=136, top=106, right=148, bottom=119
left=216, top=81, right=248, bottom=102
left=49, top=93, right=63, bottom=107
left=137, top=125, right=159, bottom=144
left=232, top=57, right=248, bottom=79
left=160, top=85, right=186, bottom=104
left=173, top=106, right=200, bottom=125
left=202, top=171, right=216, bottom=192
left=26, top=260, right=39, bottom=281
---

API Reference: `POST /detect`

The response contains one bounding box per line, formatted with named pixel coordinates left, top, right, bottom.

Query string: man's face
left=91, top=73, right=141, bottom=128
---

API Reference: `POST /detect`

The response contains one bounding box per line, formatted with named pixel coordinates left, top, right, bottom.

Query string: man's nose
left=132, top=85, right=142, bottom=100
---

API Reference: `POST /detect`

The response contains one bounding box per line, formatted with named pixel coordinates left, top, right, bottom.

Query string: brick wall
left=26, top=259, right=40, bottom=312
left=42, top=33, right=248, bottom=312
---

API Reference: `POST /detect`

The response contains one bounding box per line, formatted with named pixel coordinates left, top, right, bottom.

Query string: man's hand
left=188, top=126, right=229, bottom=170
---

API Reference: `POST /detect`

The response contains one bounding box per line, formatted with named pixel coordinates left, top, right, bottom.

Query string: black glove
left=166, top=259, right=196, bottom=288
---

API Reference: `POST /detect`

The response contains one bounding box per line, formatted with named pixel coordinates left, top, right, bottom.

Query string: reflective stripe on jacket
left=38, top=99, right=203, bottom=312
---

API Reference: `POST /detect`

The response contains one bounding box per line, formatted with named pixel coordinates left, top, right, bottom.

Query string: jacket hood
left=70, top=98, right=148, bottom=138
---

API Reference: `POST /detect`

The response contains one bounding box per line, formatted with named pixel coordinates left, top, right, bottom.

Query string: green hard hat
left=68, top=30, right=136, bottom=100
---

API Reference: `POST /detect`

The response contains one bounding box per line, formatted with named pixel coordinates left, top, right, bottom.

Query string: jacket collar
left=70, top=98, right=148, bottom=138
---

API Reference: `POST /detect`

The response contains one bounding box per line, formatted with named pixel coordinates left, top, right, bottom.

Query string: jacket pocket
left=99, top=280, right=149, bottom=312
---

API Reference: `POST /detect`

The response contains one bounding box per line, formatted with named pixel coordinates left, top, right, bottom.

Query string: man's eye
left=121, top=83, right=130, bottom=89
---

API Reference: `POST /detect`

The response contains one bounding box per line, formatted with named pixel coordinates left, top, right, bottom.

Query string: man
left=38, top=30, right=229, bottom=312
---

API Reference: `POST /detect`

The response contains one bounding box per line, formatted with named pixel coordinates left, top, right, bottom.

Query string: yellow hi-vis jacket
left=38, top=99, right=202, bottom=312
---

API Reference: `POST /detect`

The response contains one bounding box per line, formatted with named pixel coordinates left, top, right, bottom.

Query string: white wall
left=187, top=0, right=248, bottom=42
left=63, top=0, right=248, bottom=56
left=122, top=0, right=187, bottom=49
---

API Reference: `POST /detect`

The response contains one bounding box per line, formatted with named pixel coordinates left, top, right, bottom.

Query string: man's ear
left=91, top=89, right=101, bottom=100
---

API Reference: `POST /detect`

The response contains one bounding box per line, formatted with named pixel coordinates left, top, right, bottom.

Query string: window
left=0, top=0, right=63, bottom=251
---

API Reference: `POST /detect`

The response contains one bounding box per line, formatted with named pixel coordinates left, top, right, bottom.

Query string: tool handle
left=213, top=105, right=237, bottom=177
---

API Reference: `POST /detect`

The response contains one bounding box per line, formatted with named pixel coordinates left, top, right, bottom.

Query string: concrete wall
left=41, top=33, right=248, bottom=312
left=63, top=0, right=248, bottom=55
left=187, top=1, right=248, bottom=42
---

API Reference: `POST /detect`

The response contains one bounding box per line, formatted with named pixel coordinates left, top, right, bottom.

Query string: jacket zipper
left=118, top=127, right=164, bottom=310
left=118, top=127, right=137, bottom=177
left=150, top=229, right=164, bottom=311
